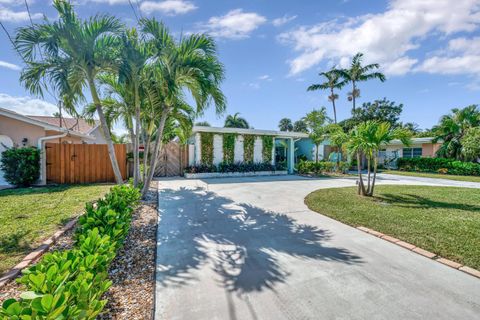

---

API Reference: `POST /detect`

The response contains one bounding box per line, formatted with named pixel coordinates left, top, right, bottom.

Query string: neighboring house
left=0, top=107, right=106, bottom=186
left=378, top=137, right=442, bottom=168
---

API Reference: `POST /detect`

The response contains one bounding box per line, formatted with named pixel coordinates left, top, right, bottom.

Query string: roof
left=0, top=107, right=94, bottom=140
left=28, top=116, right=100, bottom=134
left=192, top=126, right=309, bottom=138
left=386, top=137, right=436, bottom=145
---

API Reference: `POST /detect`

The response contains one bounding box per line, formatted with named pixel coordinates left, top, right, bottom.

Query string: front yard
left=383, top=170, right=480, bottom=183
left=0, top=184, right=111, bottom=275
left=305, top=185, right=480, bottom=270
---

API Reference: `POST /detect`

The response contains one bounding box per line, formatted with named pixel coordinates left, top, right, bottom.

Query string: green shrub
left=184, top=161, right=285, bottom=174
left=0, top=184, right=141, bottom=319
left=243, top=135, right=255, bottom=163
left=397, top=157, right=480, bottom=176
left=262, top=136, right=274, bottom=163
left=200, top=132, right=214, bottom=165
left=223, top=133, right=236, bottom=164
left=298, top=160, right=350, bottom=174
left=0, top=147, right=40, bottom=187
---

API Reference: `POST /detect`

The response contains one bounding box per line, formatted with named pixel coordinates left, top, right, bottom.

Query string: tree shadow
left=0, top=230, right=32, bottom=254
left=378, top=193, right=480, bottom=212
left=156, top=186, right=362, bottom=294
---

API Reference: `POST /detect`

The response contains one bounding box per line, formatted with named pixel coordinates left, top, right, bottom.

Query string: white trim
left=192, top=126, right=309, bottom=139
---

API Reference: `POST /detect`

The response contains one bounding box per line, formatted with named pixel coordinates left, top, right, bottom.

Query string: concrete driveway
left=155, top=175, right=480, bottom=320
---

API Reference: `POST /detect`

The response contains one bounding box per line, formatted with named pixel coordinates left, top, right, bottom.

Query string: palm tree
left=140, top=18, right=226, bottom=197
left=195, top=121, right=211, bottom=127
left=224, top=112, right=249, bottom=128
left=433, top=105, right=480, bottom=160
left=307, top=68, right=347, bottom=123
left=293, top=119, right=308, bottom=133
left=339, top=53, right=386, bottom=112
left=336, top=121, right=411, bottom=196
left=278, top=118, right=293, bottom=131
left=15, top=0, right=125, bottom=183
left=304, top=107, right=331, bottom=162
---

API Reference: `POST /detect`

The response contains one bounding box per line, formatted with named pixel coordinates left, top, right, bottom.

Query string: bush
left=0, top=184, right=140, bottom=319
left=397, top=157, right=480, bottom=176
left=0, top=147, right=40, bottom=187
left=298, top=160, right=350, bottom=175
left=184, top=161, right=285, bottom=174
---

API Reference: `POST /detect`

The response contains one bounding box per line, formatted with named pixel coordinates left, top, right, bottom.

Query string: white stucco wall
left=213, top=134, right=223, bottom=165
left=88, top=126, right=107, bottom=144
left=253, top=136, right=263, bottom=163
left=234, top=135, right=244, bottom=162
left=195, top=133, right=201, bottom=164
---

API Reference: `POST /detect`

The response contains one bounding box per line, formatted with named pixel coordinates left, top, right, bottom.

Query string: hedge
left=297, top=160, right=350, bottom=175
left=397, top=157, right=480, bottom=176
left=0, top=184, right=141, bottom=319
left=0, top=147, right=40, bottom=187
left=184, top=161, right=285, bottom=174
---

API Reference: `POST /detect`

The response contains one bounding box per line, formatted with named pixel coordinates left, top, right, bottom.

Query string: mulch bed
left=0, top=182, right=158, bottom=320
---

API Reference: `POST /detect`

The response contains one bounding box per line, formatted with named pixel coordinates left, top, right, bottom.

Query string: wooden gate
left=46, top=143, right=127, bottom=184
left=154, top=141, right=188, bottom=177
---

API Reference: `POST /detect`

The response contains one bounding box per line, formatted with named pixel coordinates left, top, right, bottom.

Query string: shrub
left=0, top=147, right=40, bottom=187
left=298, top=160, right=350, bottom=175
left=243, top=135, right=255, bottom=163
left=200, top=132, right=214, bottom=165
left=0, top=184, right=141, bottom=319
left=184, top=161, right=285, bottom=174
left=397, top=157, right=480, bottom=176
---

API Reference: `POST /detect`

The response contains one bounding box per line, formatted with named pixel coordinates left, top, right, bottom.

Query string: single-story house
left=0, top=107, right=106, bottom=186
left=187, top=126, right=443, bottom=173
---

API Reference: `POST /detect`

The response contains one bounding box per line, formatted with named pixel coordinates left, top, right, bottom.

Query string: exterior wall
left=88, top=126, right=107, bottom=144
left=213, top=134, right=223, bottom=165
left=0, top=115, right=45, bottom=147
left=253, top=136, right=263, bottom=163
left=194, top=133, right=201, bottom=164
left=421, top=143, right=441, bottom=157
left=45, top=130, right=84, bottom=144
left=234, top=135, right=244, bottom=162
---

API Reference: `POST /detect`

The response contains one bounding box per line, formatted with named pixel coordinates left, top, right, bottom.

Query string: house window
left=403, top=147, right=422, bottom=158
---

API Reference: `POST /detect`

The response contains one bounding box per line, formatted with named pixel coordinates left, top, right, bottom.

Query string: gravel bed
left=1, top=181, right=158, bottom=320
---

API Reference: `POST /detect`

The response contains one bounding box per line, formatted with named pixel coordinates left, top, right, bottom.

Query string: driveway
left=155, top=175, right=480, bottom=320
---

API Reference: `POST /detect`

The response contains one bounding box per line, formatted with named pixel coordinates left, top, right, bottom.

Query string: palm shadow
left=156, top=186, right=362, bottom=294
left=379, top=193, right=480, bottom=212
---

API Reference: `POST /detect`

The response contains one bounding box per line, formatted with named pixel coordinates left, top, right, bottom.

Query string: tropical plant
left=337, top=121, right=411, bottom=196
left=304, top=107, right=331, bottom=162
left=461, top=127, right=480, bottom=162
left=433, top=105, right=480, bottom=160
left=195, top=121, right=211, bottom=126
left=224, top=112, right=249, bottom=129
left=307, top=67, right=347, bottom=123
left=278, top=118, right=293, bottom=131
left=338, top=53, right=386, bottom=112
left=0, top=147, right=40, bottom=187
left=15, top=0, right=125, bottom=183
left=293, top=119, right=308, bottom=133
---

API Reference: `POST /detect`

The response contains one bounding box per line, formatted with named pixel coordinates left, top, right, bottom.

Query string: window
left=403, top=147, right=422, bottom=158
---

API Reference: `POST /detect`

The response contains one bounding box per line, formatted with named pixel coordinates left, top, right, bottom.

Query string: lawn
left=305, top=185, right=480, bottom=270
left=382, top=170, right=480, bottom=183
left=0, top=184, right=111, bottom=275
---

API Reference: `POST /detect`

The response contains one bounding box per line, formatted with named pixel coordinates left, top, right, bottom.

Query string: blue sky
left=1, top=0, right=479, bottom=133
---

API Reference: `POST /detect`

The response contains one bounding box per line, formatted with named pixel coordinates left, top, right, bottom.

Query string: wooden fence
left=46, top=143, right=127, bottom=184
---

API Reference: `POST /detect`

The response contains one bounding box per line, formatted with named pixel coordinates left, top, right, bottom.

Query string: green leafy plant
left=0, top=147, right=40, bottom=187
left=200, top=132, right=214, bottom=166
left=262, top=136, right=274, bottom=163
left=223, top=133, right=236, bottom=164
left=298, top=160, right=350, bottom=174
left=397, top=157, right=480, bottom=176
left=243, top=135, right=255, bottom=163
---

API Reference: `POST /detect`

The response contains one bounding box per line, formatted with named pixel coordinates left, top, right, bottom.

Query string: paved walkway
left=155, top=175, right=480, bottom=320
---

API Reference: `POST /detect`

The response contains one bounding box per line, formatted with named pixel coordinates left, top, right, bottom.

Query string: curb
left=0, top=218, right=78, bottom=288
left=356, top=226, right=480, bottom=279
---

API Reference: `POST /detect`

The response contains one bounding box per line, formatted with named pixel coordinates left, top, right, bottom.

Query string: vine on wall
left=200, top=132, right=214, bottom=165
left=223, top=133, right=236, bottom=163
left=243, top=134, right=255, bottom=163
left=262, top=135, right=274, bottom=163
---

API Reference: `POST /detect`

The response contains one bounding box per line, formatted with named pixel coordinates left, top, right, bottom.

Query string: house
left=0, top=107, right=107, bottom=186
left=378, top=137, right=442, bottom=168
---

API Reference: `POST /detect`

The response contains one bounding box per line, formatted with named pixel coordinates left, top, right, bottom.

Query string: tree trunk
left=366, top=156, right=371, bottom=195
left=315, top=144, right=319, bottom=163
left=142, top=108, right=169, bottom=198
left=331, top=87, right=337, bottom=124
left=356, top=151, right=366, bottom=196
left=369, top=153, right=379, bottom=196
left=87, top=76, right=123, bottom=184
left=128, top=125, right=136, bottom=182
left=133, top=83, right=141, bottom=187
left=352, top=81, right=356, bottom=113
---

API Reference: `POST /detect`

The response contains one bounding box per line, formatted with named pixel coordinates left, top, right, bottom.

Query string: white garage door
left=0, top=135, right=14, bottom=186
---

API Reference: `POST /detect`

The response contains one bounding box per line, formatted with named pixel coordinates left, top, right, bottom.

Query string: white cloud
left=0, top=5, right=42, bottom=22
left=140, top=0, right=197, bottom=16
left=272, top=14, right=297, bottom=27
left=198, top=9, right=267, bottom=39
left=0, top=93, right=58, bottom=116
left=0, top=60, right=21, bottom=71
left=279, top=0, right=480, bottom=75
left=258, top=74, right=272, bottom=81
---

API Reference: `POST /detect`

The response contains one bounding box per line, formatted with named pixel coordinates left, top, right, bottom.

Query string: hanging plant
left=243, top=134, right=255, bottom=163
left=223, top=133, right=236, bottom=164
left=200, top=132, right=214, bottom=165
left=262, top=135, right=274, bottom=163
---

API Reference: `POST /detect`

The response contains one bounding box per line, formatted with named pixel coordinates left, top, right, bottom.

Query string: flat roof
left=192, top=126, right=309, bottom=138
left=387, top=137, right=435, bottom=145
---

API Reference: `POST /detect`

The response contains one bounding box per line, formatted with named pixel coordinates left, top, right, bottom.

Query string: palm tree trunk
left=87, top=76, right=123, bottom=184
left=142, top=107, right=169, bottom=198
left=357, top=151, right=366, bottom=195
left=369, top=154, right=378, bottom=196
left=133, top=83, right=141, bottom=187
left=352, top=81, right=356, bottom=113
left=331, top=87, right=337, bottom=124
left=366, top=156, right=371, bottom=194
left=315, top=144, right=319, bottom=163
left=128, top=125, right=136, bottom=181
left=143, top=131, right=151, bottom=183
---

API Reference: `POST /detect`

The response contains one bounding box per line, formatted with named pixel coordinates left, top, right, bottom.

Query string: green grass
left=0, top=184, right=111, bottom=275
left=383, top=170, right=480, bottom=183
left=305, top=185, right=480, bottom=270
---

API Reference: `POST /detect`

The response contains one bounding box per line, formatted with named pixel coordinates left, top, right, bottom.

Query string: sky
left=1, top=0, right=480, bottom=133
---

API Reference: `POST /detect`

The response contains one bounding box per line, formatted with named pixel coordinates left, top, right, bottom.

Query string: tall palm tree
left=433, top=105, right=480, bottom=160
left=140, top=18, right=226, bottom=197
left=307, top=68, right=347, bottom=123
left=278, top=118, right=293, bottom=131
left=224, top=112, right=249, bottom=128
left=339, top=53, right=386, bottom=112
left=15, top=0, right=125, bottom=183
